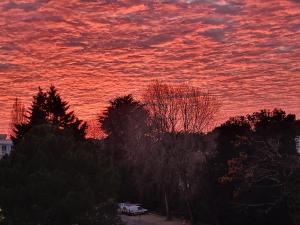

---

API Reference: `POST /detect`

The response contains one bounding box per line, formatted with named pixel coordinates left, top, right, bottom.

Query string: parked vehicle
left=118, top=203, right=148, bottom=215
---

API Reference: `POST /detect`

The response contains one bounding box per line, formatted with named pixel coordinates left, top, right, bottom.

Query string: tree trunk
left=186, top=199, right=194, bottom=225
left=164, top=191, right=171, bottom=220
left=212, top=200, right=220, bottom=225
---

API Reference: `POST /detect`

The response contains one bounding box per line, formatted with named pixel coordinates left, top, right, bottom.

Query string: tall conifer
left=12, top=86, right=86, bottom=144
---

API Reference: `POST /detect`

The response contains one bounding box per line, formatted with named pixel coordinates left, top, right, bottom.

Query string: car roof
left=119, top=202, right=141, bottom=206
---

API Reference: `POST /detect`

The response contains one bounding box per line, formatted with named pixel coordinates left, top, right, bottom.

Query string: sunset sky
left=0, top=0, right=300, bottom=134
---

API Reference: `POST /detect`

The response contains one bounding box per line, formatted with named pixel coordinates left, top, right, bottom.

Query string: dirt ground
left=121, top=213, right=190, bottom=225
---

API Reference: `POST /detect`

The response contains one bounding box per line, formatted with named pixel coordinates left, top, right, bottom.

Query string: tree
left=143, top=81, right=220, bottom=133
left=98, top=95, right=149, bottom=201
left=0, top=124, right=121, bottom=225
left=219, top=136, right=300, bottom=225
left=12, top=85, right=87, bottom=144
left=212, top=109, right=300, bottom=225
left=247, top=108, right=298, bottom=155
left=9, top=98, right=26, bottom=136
left=99, top=94, right=149, bottom=164
left=140, top=81, right=220, bottom=222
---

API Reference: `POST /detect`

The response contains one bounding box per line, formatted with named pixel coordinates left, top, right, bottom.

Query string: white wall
left=296, top=136, right=300, bottom=154
left=0, top=142, right=13, bottom=158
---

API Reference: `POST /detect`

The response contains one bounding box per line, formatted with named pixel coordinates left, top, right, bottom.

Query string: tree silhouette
left=99, top=94, right=149, bottom=162
left=12, top=85, right=86, bottom=144
left=46, top=85, right=87, bottom=140
left=211, top=108, right=300, bottom=225
left=247, top=108, right=297, bottom=155
left=141, top=81, right=220, bottom=221
left=98, top=95, right=149, bottom=202
left=0, top=124, right=121, bottom=225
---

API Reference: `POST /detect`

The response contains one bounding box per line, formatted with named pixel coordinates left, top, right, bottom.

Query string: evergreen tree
left=46, top=85, right=87, bottom=139
left=98, top=95, right=149, bottom=202
left=0, top=125, right=121, bottom=225
left=12, top=86, right=86, bottom=144
left=12, top=87, right=47, bottom=144
left=99, top=94, right=148, bottom=162
left=29, top=87, right=48, bottom=125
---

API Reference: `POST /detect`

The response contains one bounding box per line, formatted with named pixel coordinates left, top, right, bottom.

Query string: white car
left=119, top=203, right=148, bottom=215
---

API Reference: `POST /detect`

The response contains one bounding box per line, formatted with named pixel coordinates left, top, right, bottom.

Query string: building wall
left=296, top=136, right=300, bottom=154
left=0, top=143, right=13, bottom=158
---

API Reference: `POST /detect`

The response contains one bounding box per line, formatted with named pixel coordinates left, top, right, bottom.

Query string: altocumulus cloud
left=202, top=28, right=225, bottom=42
left=0, top=0, right=299, bottom=134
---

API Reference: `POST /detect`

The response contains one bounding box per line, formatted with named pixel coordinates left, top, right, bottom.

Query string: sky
left=0, top=0, right=300, bottom=134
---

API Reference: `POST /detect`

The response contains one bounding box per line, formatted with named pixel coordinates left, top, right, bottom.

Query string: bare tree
left=143, top=81, right=220, bottom=134
left=10, top=98, right=26, bottom=136
left=139, top=81, right=220, bottom=222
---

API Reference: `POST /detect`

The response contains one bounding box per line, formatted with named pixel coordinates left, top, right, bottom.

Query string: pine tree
left=12, top=87, right=47, bottom=144
left=1, top=124, right=121, bottom=225
left=28, top=87, right=48, bottom=126
left=46, top=85, right=87, bottom=139
left=12, top=86, right=87, bottom=144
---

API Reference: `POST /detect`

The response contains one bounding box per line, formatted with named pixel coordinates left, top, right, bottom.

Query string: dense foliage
left=210, top=109, right=300, bottom=225
left=0, top=125, right=121, bottom=225
left=0, top=86, right=121, bottom=225
left=98, top=95, right=149, bottom=202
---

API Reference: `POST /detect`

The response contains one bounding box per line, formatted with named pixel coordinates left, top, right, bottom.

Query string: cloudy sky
left=0, top=0, right=300, bottom=133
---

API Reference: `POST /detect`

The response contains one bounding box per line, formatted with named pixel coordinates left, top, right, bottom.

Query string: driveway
left=121, top=214, right=188, bottom=225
